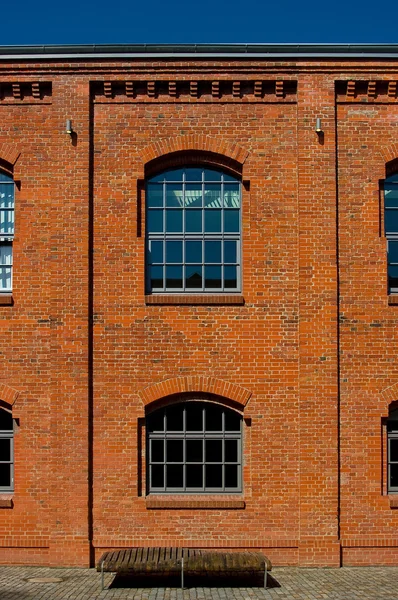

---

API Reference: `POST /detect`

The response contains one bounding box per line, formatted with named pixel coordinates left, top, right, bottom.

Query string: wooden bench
left=97, top=547, right=272, bottom=590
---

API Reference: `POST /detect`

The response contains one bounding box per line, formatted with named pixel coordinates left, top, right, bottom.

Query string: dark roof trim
left=1, top=43, right=398, bottom=59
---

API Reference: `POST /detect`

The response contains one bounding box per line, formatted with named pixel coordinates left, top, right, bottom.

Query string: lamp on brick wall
left=315, top=118, right=322, bottom=133
left=65, top=119, right=73, bottom=135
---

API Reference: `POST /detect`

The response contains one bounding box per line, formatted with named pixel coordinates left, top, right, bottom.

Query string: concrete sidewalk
left=1, top=565, right=398, bottom=599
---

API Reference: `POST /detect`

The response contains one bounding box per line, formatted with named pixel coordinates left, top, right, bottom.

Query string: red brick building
left=1, top=43, right=398, bottom=568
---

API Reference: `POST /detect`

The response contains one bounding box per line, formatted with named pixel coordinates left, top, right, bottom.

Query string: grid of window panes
left=385, top=174, right=398, bottom=293
left=0, top=409, right=13, bottom=492
left=0, top=172, right=14, bottom=292
left=147, top=402, right=242, bottom=493
left=388, top=420, right=398, bottom=492
left=146, top=168, right=241, bottom=293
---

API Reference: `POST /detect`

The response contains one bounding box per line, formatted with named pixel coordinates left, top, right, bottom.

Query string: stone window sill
left=0, top=494, right=13, bottom=508
left=145, top=294, right=245, bottom=306
left=146, top=496, right=245, bottom=509
left=0, top=294, right=13, bottom=306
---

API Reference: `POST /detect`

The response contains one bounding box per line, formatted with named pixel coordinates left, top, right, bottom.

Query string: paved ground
left=1, top=566, right=398, bottom=600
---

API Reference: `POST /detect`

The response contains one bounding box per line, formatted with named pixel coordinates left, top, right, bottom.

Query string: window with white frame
left=147, top=401, right=242, bottom=493
left=0, top=408, right=14, bottom=492
left=0, top=172, right=14, bottom=293
left=146, top=167, right=241, bottom=293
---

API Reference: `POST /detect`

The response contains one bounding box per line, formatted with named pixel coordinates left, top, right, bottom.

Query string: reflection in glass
left=224, top=184, right=240, bottom=207
left=224, top=266, right=237, bottom=289
left=166, top=266, right=183, bottom=289
left=224, top=241, right=237, bottom=264
left=205, top=266, right=222, bottom=289
left=185, top=184, right=202, bottom=207
left=384, top=186, right=398, bottom=208
left=388, top=266, right=398, bottom=291
left=166, top=184, right=183, bottom=207
left=146, top=184, right=163, bottom=208
left=186, top=266, right=202, bottom=288
left=150, top=266, right=163, bottom=289
left=204, top=184, right=222, bottom=207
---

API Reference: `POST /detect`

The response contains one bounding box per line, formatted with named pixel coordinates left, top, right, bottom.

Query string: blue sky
left=1, top=0, right=398, bottom=46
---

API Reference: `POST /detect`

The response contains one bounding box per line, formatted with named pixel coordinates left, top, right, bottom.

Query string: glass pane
left=167, top=464, right=183, bottom=488
left=166, top=184, right=183, bottom=207
left=151, top=464, right=164, bottom=488
left=165, top=169, right=184, bottom=181
left=150, top=265, right=163, bottom=289
left=204, top=210, right=221, bottom=232
left=151, top=440, right=164, bottom=463
left=165, top=266, right=183, bottom=289
left=388, top=240, right=398, bottom=264
left=146, top=184, right=163, bottom=208
left=206, top=440, right=222, bottom=462
left=184, top=168, right=203, bottom=182
left=166, top=241, right=182, bottom=264
left=0, top=173, right=13, bottom=182
left=390, top=438, right=398, bottom=462
left=224, top=266, right=237, bottom=289
left=147, top=410, right=164, bottom=432
left=205, top=241, right=221, bottom=263
left=0, top=210, right=14, bottom=235
left=225, top=440, right=238, bottom=462
left=385, top=210, right=398, bottom=234
left=186, top=404, right=204, bottom=431
left=166, top=210, right=183, bottom=233
left=205, top=266, right=222, bottom=289
left=0, top=267, right=12, bottom=291
left=0, top=439, right=10, bottom=462
left=224, top=210, right=240, bottom=233
left=205, top=464, right=222, bottom=488
left=223, top=172, right=237, bottom=182
left=384, top=185, right=398, bottom=208
left=186, top=464, right=203, bottom=488
left=0, top=183, right=14, bottom=208
left=205, top=405, right=223, bottom=431
left=224, top=184, right=240, bottom=208
left=167, top=440, right=183, bottom=463
left=185, top=209, right=202, bottom=233
left=204, top=184, right=222, bottom=208
left=390, top=463, right=398, bottom=489
left=224, top=241, right=237, bottom=264
left=147, top=210, right=163, bottom=233
left=0, top=244, right=12, bottom=265
left=204, top=169, right=222, bottom=182
left=0, top=463, right=10, bottom=488
left=185, top=184, right=202, bottom=207
left=225, top=465, right=238, bottom=488
left=186, top=440, right=203, bottom=462
left=388, top=266, right=398, bottom=291
left=186, top=265, right=202, bottom=289
left=186, top=240, right=202, bottom=263
left=148, top=173, right=165, bottom=183
left=0, top=410, right=13, bottom=430
left=166, top=405, right=184, bottom=431
left=149, top=241, right=163, bottom=264
left=225, top=410, right=241, bottom=432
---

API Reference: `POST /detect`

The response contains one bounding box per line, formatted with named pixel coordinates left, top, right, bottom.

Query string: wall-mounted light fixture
left=315, top=118, right=323, bottom=134
left=66, top=119, right=73, bottom=135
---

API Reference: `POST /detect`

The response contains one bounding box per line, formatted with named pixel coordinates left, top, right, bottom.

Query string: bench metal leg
left=264, top=566, right=267, bottom=589
left=101, top=560, right=105, bottom=592
left=181, top=557, right=184, bottom=589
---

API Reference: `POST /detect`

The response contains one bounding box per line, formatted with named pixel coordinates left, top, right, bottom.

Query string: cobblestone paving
left=1, top=566, right=398, bottom=600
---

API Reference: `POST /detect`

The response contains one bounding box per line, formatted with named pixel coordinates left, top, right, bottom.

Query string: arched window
left=0, top=408, right=13, bottom=492
left=0, top=172, right=15, bottom=293
left=385, top=172, right=398, bottom=293
left=147, top=401, right=242, bottom=493
left=146, top=167, right=241, bottom=293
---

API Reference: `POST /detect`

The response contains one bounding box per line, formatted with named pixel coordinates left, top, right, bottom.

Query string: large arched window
left=0, top=408, right=13, bottom=492
left=0, top=172, right=15, bottom=293
left=146, top=167, right=241, bottom=293
left=147, top=401, right=242, bottom=493
left=385, top=172, right=398, bottom=293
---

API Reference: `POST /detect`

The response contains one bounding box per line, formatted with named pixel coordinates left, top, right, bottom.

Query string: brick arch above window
left=0, top=144, right=21, bottom=170
left=0, top=383, right=20, bottom=407
left=380, top=144, right=398, bottom=166
left=138, top=376, right=251, bottom=410
left=140, top=135, right=249, bottom=172
left=382, top=382, right=398, bottom=404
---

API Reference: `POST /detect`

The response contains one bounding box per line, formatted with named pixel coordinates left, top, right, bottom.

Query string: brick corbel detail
left=0, top=383, right=20, bottom=406
left=140, top=135, right=249, bottom=166
left=138, top=376, right=251, bottom=409
left=0, top=144, right=21, bottom=167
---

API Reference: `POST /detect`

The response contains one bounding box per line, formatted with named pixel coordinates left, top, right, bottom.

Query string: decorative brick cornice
left=0, top=383, right=20, bottom=407
left=0, top=81, right=51, bottom=102
left=92, top=79, right=297, bottom=103
left=138, top=376, right=252, bottom=409
left=336, top=80, right=398, bottom=102
left=141, top=135, right=249, bottom=166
